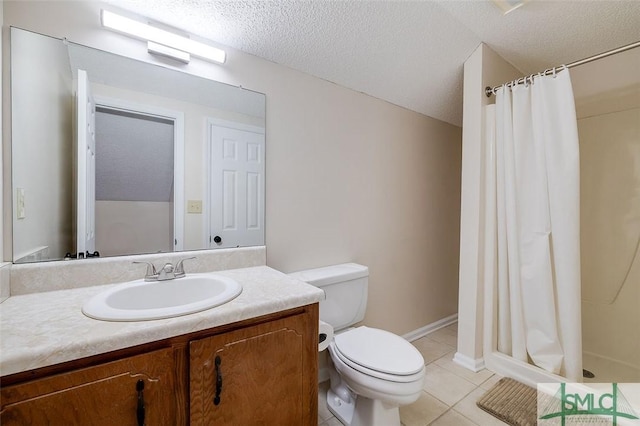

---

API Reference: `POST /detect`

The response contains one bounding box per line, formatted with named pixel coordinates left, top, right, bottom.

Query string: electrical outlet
left=17, top=188, right=26, bottom=219
left=187, top=200, right=203, bottom=214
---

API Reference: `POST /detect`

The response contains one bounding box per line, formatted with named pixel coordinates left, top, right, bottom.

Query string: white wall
left=1, top=0, right=8, bottom=261
left=2, top=1, right=462, bottom=334
left=0, top=1, right=8, bottom=303
left=11, top=28, right=73, bottom=261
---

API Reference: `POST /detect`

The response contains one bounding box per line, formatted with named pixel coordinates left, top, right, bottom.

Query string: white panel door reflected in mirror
left=207, top=119, right=265, bottom=249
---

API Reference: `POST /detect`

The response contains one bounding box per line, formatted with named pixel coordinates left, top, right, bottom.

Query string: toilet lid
left=333, top=326, right=424, bottom=376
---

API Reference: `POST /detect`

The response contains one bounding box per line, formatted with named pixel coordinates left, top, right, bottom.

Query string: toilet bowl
left=326, top=326, right=425, bottom=426
left=288, top=264, right=426, bottom=426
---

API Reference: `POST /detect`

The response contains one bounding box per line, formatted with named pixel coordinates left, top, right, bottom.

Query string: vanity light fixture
left=147, top=41, right=191, bottom=64
left=101, top=10, right=226, bottom=64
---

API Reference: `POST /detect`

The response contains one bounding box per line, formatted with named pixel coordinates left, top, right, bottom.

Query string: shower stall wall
left=571, top=45, right=640, bottom=383
left=577, top=89, right=640, bottom=384
left=457, top=42, right=640, bottom=387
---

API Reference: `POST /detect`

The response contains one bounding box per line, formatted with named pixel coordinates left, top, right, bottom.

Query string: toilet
left=289, top=263, right=425, bottom=426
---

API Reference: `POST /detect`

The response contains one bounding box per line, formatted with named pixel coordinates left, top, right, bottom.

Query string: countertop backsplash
left=9, top=246, right=266, bottom=296
left=0, top=263, right=10, bottom=303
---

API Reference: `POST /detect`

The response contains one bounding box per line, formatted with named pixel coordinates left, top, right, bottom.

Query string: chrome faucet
left=174, top=257, right=195, bottom=278
left=133, top=261, right=157, bottom=281
left=157, top=263, right=175, bottom=281
left=134, top=257, right=196, bottom=281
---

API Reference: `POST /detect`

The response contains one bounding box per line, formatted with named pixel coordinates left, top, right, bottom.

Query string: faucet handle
left=175, top=256, right=196, bottom=277
left=133, top=261, right=157, bottom=279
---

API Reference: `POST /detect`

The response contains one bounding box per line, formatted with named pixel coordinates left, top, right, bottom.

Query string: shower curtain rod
left=485, top=40, right=640, bottom=97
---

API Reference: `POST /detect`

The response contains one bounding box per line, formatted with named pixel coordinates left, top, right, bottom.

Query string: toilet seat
left=332, top=326, right=425, bottom=383
left=331, top=343, right=425, bottom=383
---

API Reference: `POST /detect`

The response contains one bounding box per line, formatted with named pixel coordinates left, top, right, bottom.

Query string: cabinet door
left=1, top=348, right=178, bottom=425
left=190, top=312, right=317, bottom=425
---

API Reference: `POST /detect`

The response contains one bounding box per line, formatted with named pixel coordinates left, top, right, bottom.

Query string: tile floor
left=317, top=323, right=509, bottom=426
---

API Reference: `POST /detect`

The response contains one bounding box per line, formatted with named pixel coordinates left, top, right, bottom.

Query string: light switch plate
left=17, top=188, right=26, bottom=219
left=187, top=200, right=203, bottom=214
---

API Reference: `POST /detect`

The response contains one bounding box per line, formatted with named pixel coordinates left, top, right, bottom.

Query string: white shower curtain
left=487, top=69, right=583, bottom=381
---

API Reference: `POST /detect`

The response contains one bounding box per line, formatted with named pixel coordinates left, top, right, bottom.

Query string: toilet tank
left=288, top=263, right=368, bottom=332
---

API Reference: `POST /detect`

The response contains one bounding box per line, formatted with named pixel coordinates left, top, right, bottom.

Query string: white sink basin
left=82, top=273, right=242, bottom=321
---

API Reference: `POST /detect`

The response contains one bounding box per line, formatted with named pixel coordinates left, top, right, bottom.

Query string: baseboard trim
left=402, top=313, right=458, bottom=342
left=453, top=352, right=485, bottom=372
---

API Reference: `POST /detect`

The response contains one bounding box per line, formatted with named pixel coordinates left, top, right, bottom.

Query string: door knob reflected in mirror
left=213, top=236, right=222, bottom=244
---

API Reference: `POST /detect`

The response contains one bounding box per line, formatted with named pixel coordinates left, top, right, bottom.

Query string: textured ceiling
left=105, top=0, right=640, bottom=126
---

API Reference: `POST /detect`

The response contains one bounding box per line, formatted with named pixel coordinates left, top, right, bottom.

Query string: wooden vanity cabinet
left=0, top=304, right=318, bottom=426
left=0, top=348, right=179, bottom=426
left=190, top=309, right=317, bottom=425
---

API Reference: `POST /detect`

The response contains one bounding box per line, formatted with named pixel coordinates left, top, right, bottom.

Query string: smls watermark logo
left=538, top=383, right=640, bottom=425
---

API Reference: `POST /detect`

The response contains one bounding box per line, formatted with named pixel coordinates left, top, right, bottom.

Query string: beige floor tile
left=319, top=417, right=342, bottom=426
left=400, top=391, right=449, bottom=426
left=318, top=380, right=334, bottom=421
left=427, top=327, right=458, bottom=348
left=429, top=409, right=479, bottom=426
left=412, top=337, right=455, bottom=364
left=479, top=373, right=503, bottom=390
left=422, top=364, right=477, bottom=406
left=452, top=387, right=510, bottom=426
left=433, top=353, right=494, bottom=386
left=444, top=322, right=458, bottom=332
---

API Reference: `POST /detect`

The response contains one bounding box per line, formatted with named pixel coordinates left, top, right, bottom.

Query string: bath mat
left=476, top=377, right=537, bottom=426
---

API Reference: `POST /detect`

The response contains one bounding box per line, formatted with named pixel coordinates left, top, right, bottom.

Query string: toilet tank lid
left=288, top=263, right=368, bottom=287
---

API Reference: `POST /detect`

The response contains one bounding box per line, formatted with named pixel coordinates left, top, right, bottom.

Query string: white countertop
left=0, top=266, right=323, bottom=377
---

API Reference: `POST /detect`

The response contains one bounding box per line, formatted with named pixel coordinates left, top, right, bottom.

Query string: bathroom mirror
left=11, top=28, right=266, bottom=263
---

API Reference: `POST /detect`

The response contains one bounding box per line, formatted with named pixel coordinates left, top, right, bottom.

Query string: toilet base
left=325, top=347, right=408, bottom=426
left=352, top=396, right=401, bottom=426
left=327, top=388, right=355, bottom=425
